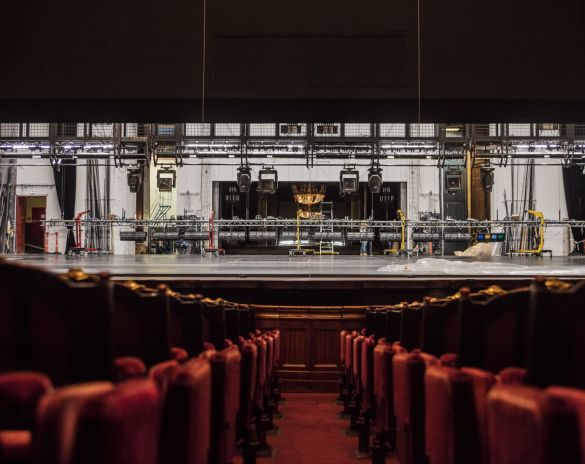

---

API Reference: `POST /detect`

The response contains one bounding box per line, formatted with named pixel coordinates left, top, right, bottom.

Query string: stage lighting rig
left=237, top=165, right=252, bottom=193
left=127, top=166, right=143, bottom=193
left=368, top=155, right=383, bottom=194
left=257, top=166, right=278, bottom=194
left=481, top=165, right=495, bottom=192
left=157, top=166, right=176, bottom=192
left=340, top=165, right=359, bottom=196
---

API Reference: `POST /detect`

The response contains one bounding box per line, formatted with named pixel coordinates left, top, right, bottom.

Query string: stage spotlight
left=237, top=165, right=251, bottom=193
left=368, top=166, right=383, bottom=194
left=445, top=168, right=462, bottom=195
left=127, top=167, right=143, bottom=193
left=340, top=166, right=359, bottom=196
left=257, top=166, right=278, bottom=194
left=157, top=167, right=176, bottom=192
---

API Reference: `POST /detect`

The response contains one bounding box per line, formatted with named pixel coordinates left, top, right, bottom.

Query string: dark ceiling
left=1, top=0, right=584, bottom=122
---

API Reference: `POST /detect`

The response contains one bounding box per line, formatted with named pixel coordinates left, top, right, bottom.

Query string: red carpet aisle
left=236, top=393, right=398, bottom=464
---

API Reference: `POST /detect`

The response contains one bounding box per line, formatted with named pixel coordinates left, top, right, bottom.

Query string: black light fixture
left=445, top=168, right=463, bottom=195
left=157, top=167, right=176, bottom=192
left=340, top=165, right=359, bottom=196
left=127, top=166, right=143, bottom=193
left=368, top=156, right=383, bottom=194
left=237, top=165, right=252, bottom=193
left=257, top=166, right=278, bottom=194
left=481, top=165, right=495, bottom=192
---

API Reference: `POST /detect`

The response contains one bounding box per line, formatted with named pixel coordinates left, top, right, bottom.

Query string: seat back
left=527, top=279, right=585, bottom=388
left=168, top=293, right=204, bottom=357
left=112, top=282, right=171, bottom=368
left=393, top=351, right=439, bottom=464
left=209, top=345, right=242, bottom=464
left=458, top=287, right=530, bottom=371
left=254, top=338, right=267, bottom=410
left=9, top=266, right=115, bottom=386
left=385, top=308, right=402, bottom=344
left=360, top=336, right=376, bottom=410
left=0, top=372, right=53, bottom=430
left=202, top=299, right=226, bottom=350
left=35, top=381, right=114, bottom=464
left=159, top=357, right=212, bottom=464
left=374, top=342, right=406, bottom=435
left=425, top=366, right=480, bottom=464
left=400, top=303, right=424, bottom=352
left=238, top=341, right=258, bottom=439
left=73, top=379, right=160, bottom=464
left=422, top=296, right=460, bottom=357
left=225, top=303, right=240, bottom=344
left=487, top=385, right=581, bottom=464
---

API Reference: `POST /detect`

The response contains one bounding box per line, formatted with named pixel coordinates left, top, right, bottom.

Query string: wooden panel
left=255, top=304, right=366, bottom=391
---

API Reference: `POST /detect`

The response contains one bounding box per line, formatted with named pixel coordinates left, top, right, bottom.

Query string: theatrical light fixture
left=481, top=165, right=495, bottom=193
left=445, top=168, right=463, bottom=195
left=257, top=166, right=278, bottom=194
left=237, top=165, right=252, bottom=193
left=157, top=167, right=176, bottom=192
left=127, top=166, right=143, bottom=193
left=339, top=165, right=359, bottom=196
left=368, top=166, right=383, bottom=194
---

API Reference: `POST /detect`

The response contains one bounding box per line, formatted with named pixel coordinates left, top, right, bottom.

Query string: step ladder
left=316, top=201, right=339, bottom=255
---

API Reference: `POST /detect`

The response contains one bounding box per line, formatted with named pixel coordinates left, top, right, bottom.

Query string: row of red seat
left=0, top=260, right=282, bottom=464
left=339, top=278, right=585, bottom=464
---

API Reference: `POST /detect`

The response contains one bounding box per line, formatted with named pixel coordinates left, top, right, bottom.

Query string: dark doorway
left=16, top=196, right=47, bottom=253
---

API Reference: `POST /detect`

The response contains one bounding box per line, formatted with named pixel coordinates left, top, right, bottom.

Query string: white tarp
left=377, top=258, right=585, bottom=276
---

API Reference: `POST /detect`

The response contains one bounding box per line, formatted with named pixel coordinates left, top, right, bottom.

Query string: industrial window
left=409, top=124, right=435, bottom=138
left=508, top=124, right=531, bottom=137
left=344, top=124, right=371, bottom=137
left=248, top=124, right=276, bottom=137
left=185, top=123, right=211, bottom=137
left=57, top=123, right=81, bottom=138
left=575, top=125, right=585, bottom=138
left=379, top=124, right=406, bottom=138
left=0, top=124, right=21, bottom=137
left=279, top=123, right=307, bottom=137
left=445, top=124, right=466, bottom=138
left=124, top=123, right=148, bottom=138
left=314, top=123, right=341, bottom=137
left=91, top=123, right=113, bottom=138
left=28, top=123, right=49, bottom=137
left=215, top=124, right=241, bottom=137
left=157, top=124, right=175, bottom=136
left=536, top=123, right=561, bottom=137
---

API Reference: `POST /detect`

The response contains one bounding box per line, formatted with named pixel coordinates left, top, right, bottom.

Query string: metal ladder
left=317, top=201, right=338, bottom=255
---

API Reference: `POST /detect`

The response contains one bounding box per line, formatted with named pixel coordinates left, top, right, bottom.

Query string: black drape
left=53, top=163, right=77, bottom=252
left=562, top=165, right=585, bottom=253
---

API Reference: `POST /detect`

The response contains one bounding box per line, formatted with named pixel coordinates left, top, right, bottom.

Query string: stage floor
left=4, top=254, right=585, bottom=281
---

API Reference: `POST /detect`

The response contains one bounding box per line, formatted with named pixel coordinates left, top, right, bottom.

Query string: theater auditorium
left=1, top=1, right=585, bottom=464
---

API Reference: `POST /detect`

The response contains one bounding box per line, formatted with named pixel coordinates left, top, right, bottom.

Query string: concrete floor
left=4, top=254, right=585, bottom=280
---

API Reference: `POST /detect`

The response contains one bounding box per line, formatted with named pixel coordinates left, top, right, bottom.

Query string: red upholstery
left=148, top=360, right=179, bottom=392
left=159, top=357, right=212, bottom=464
left=425, top=366, right=479, bottom=464
left=71, top=378, right=160, bottom=464
left=0, top=430, right=32, bottom=463
left=460, top=367, right=497, bottom=464
left=440, top=353, right=457, bottom=367
left=393, top=351, right=438, bottom=464
left=271, top=330, right=281, bottom=368
left=546, top=386, right=585, bottom=464
left=360, top=336, right=375, bottom=410
left=254, top=338, right=267, bottom=409
left=35, top=381, right=114, bottom=464
left=169, top=347, right=188, bottom=364
left=352, top=336, right=365, bottom=388
left=113, top=357, right=146, bottom=380
left=263, top=334, right=274, bottom=378
left=496, top=367, right=527, bottom=386
left=345, top=332, right=357, bottom=371
left=209, top=346, right=242, bottom=464
left=487, top=386, right=545, bottom=464
left=374, top=341, right=406, bottom=434
left=0, top=372, right=53, bottom=430
left=340, top=330, right=348, bottom=365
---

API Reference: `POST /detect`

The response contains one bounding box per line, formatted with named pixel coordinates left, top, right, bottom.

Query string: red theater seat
left=35, top=381, right=115, bottom=464
left=70, top=378, right=160, bottom=464
left=487, top=385, right=581, bottom=464
left=0, top=372, right=53, bottom=430
left=158, top=357, right=212, bottom=464
left=393, top=351, right=439, bottom=464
